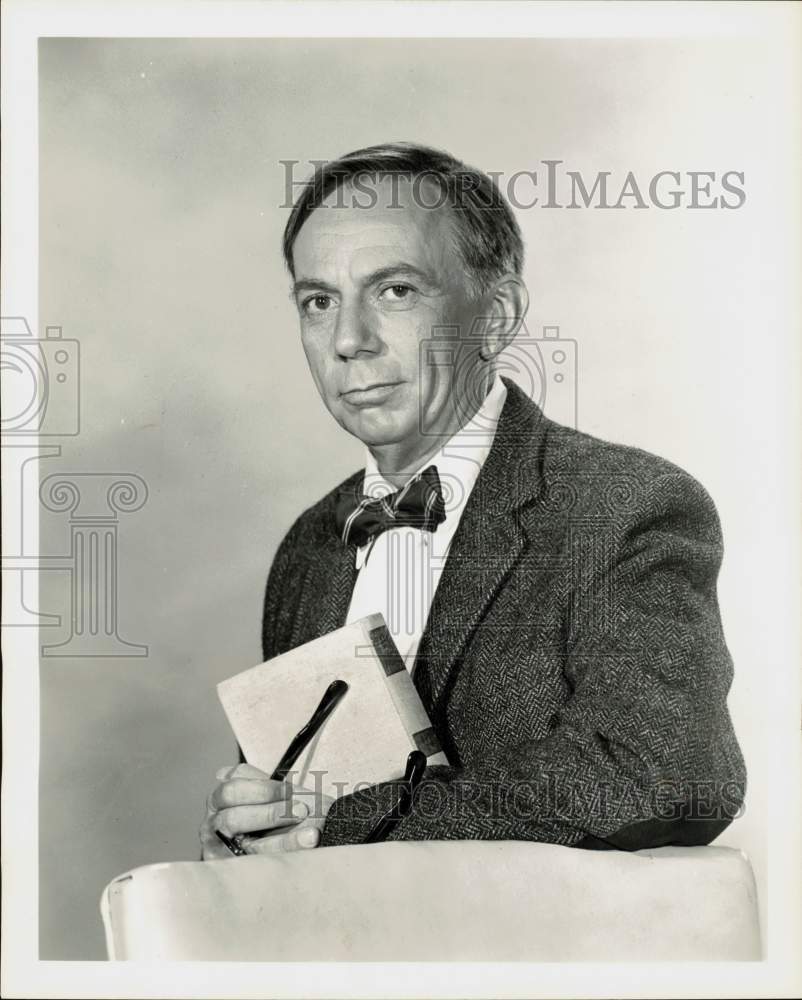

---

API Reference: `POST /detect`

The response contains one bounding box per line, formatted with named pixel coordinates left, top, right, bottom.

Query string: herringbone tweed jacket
left=260, top=379, right=746, bottom=850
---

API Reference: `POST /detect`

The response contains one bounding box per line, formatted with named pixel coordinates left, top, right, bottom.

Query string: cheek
left=381, top=314, right=439, bottom=385
left=418, top=347, right=456, bottom=407
left=300, top=332, right=332, bottom=388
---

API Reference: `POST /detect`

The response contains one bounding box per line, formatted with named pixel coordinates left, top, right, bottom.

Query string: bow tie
left=335, top=465, right=446, bottom=549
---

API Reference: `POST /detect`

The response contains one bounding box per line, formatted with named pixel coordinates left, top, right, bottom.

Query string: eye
left=380, top=284, right=414, bottom=302
left=302, top=294, right=334, bottom=315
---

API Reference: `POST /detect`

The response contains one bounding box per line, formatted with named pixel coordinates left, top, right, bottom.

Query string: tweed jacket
left=260, top=379, right=746, bottom=850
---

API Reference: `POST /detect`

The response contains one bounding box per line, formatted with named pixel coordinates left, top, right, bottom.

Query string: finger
left=201, top=811, right=229, bottom=842
left=242, top=824, right=320, bottom=855
left=290, top=787, right=336, bottom=820
left=288, top=790, right=331, bottom=822
left=201, top=837, right=234, bottom=861
left=210, top=777, right=291, bottom=811
left=230, top=763, right=272, bottom=780
left=200, top=820, right=235, bottom=860
left=214, top=799, right=309, bottom=837
left=214, top=763, right=271, bottom=782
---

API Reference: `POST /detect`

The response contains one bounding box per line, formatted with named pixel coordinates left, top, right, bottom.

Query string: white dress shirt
left=345, top=376, right=508, bottom=670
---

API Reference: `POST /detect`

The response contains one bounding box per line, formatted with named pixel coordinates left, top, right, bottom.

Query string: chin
left=340, top=409, right=413, bottom=448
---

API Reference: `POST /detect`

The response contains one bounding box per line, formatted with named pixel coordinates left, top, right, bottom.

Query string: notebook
left=217, top=613, right=448, bottom=800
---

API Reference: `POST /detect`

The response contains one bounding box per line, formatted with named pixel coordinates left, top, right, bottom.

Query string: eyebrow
left=292, top=262, right=438, bottom=298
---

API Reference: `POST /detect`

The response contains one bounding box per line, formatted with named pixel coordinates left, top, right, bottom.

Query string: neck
left=369, top=435, right=449, bottom=490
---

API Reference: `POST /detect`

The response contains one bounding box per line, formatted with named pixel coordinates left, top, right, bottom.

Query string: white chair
left=100, top=841, right=760, bottom=961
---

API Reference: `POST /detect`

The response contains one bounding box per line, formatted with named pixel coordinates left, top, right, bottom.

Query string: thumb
left=229, top=762, right=272, bottom=781
left=214, top=763, right=270, bottom=781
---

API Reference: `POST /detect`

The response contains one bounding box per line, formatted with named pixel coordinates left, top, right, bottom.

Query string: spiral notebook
left=217, top=613, right=448, bottom=800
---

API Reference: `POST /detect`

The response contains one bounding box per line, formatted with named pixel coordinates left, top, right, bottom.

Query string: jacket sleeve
left=320, top=469, right=747, bottom=850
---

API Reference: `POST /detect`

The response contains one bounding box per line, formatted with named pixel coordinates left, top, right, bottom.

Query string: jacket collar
left=470, top=376, right=551, bottom=515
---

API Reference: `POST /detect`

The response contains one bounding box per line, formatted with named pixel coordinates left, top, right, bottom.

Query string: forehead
left=291, top=175, right=458, bottom=280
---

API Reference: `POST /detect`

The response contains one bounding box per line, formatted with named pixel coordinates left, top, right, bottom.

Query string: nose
left=333, top=297, right=381, bottom=361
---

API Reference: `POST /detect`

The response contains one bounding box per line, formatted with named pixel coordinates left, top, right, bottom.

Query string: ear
left=478, top=275, right=530, bottom=360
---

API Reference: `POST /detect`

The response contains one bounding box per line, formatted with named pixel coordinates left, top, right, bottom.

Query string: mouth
left=340, top=382, right=402, bottom=406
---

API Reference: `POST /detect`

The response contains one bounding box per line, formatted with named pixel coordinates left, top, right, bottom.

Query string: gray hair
left=282, top=141, right=524, bottom=294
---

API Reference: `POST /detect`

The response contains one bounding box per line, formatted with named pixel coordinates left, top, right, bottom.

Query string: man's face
left=290, top=177, right=487, bottom=455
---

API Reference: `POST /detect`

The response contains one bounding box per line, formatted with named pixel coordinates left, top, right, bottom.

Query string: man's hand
left=200, top=762, right=334, bottom=859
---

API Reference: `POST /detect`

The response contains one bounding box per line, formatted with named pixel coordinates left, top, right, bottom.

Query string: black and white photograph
left=1, top=2, right=800, bottom=998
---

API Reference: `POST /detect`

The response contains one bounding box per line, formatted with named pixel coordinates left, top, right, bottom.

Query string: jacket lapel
left=414, top=504, right=526, bottom=712
left=414, top=380, right=549, bottom=712
left=315, top=533, right=359, bottom=636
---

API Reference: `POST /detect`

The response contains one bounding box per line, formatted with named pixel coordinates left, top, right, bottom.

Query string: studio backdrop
left=36, top=36, right=788, bottom=958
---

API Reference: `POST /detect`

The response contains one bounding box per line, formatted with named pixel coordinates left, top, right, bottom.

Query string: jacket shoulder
left=275, top=467, right=363, bottom=551
left=500, top=379, right=717, bottom=521
left=261, top=468, right=362, bottom=660
left=538, top=418, right=721, bottom=534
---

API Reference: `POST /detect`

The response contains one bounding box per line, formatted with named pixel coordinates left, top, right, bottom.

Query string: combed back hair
left=282, top=142, right=524, bottom=295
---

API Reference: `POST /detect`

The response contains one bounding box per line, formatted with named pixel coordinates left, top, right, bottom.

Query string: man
left=200, top=143, right=745, bottom=859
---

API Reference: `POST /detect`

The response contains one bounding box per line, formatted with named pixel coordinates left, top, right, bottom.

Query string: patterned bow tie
left=335, top=464, right=446, bottom=549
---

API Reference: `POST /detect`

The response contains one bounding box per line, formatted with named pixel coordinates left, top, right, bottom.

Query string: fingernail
left=216, top=767, right=232, bottom=781
left=291, top=801, right=309, bottom=820
left=298, top=827, right=319, bottom=848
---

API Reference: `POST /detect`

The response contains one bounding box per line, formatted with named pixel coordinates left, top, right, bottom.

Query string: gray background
left=39, top=37, right=785, bottom=958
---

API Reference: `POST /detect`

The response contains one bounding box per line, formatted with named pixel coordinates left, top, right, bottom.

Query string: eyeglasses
left=216, top=681, right=427, bottom=854
left=363, top=749, right=427, bottom=844
left=270, top=678, right=349, bottom=781
left=216, top=678, right=349, bottom=857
